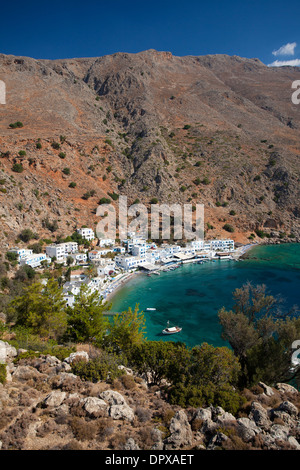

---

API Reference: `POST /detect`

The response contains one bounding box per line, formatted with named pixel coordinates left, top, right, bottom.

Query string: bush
left=12, top=163, right=24, bottom=173
left=223, top=224, right=235, bottom=233
left=71, top=350, right=125, bottom=383
left=36, top=141, right=42, bottom=149
left=51, top=142, right=60, bottom=150
left=0, top=364, right=6, bottom=384
left=69, top=182, right=77, bottom=188
left=18, top=150, right=26, bottom=156
left=19, top=228, right=37, bottom=242
left=59, top=152, right=66, bottom=159
left=9, top=121, right=23, bottom=129
left=62, top=167, right=70, bottom=175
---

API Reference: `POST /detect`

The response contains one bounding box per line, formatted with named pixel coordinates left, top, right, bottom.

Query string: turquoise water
left=111, top=244, right=300, bottom=348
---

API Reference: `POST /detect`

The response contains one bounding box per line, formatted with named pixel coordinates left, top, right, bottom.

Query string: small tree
left=66, top=284, right=109, bottom=346
left=107, top=304, right=146, bottom=355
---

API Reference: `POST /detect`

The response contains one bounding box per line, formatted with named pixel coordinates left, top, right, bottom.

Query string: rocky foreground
left=0, top=341, right=299, bottom=451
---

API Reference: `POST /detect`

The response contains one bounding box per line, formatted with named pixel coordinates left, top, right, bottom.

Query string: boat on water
left=162, top=321, right=182, bottom=335
left=146, top=308, right=156, bottom=311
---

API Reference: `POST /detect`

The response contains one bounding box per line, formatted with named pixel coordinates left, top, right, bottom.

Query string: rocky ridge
left=0, top=341, right=299, bottom=451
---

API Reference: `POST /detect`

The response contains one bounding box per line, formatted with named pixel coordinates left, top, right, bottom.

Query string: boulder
left=249, top=401, right=271, bottom=430
left=237, top=417, right=261, bottom=442
left=0, top=341, right=17, bottom=364
left=64, top=351, right=89, bottom=364
left=207, top=432, right=228, bottom=449
left=43, top=390, right=66, bottom=408
left=164, top=410, right=193, bottom=450
left=80, top=397, right=108, bottom=417
left=275, top=383, right=298, bottom=394
left=258, top=382, right=274, bottom=397
left=109, top=404, right=135, bottom=422
left=124, top=438, right=140, bottom=450
left=193, top=407, right=212, bottom=422
left=288, top=436, right=300, bottom=450
left=270, top=424, right=290, bottom=441
left=99, top=390, right=126, bottom=406
left=277, top=401, right=298, bottom=417
left=12, top=365, right=43, bottom=382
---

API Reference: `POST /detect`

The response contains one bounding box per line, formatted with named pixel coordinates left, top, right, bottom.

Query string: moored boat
left=162, top=322, right=182, bottom=335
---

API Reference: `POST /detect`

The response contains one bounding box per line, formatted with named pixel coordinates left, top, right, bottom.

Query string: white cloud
left=268, top=59, right=300, bottom=67
left=272, top=42, right=297, bottom=57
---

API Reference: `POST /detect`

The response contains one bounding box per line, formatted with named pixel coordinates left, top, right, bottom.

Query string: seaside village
left=7, top=228, right=248, bottom=308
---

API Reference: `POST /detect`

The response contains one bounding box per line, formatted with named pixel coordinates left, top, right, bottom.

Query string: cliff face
left=0, top=50, right=300, bottom=248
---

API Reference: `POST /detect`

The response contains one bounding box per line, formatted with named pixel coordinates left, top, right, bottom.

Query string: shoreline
left=104, top=271, right=145, bottom=305
left=104, top=242, right=259, bottom=307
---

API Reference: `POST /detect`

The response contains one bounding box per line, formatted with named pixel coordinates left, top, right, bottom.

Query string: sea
left=110, top=244, right=300, bottom=348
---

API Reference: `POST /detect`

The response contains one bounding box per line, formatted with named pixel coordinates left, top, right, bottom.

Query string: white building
left=115, top=255, right=148, bottom=270
left=77, top=228, right=95, bottom=241
left=8, top=247, right=33, bottom=261
left=131, top=244, right=147, bottom=258
left=97, top=262, right=116, bottom=276
left=98, top=238, right=114, bottom=247
left=20, top=253, right=51, bottom=268
left=69, top=252, right=88, bottom=264
left=46, top=242, right=78, bottom=261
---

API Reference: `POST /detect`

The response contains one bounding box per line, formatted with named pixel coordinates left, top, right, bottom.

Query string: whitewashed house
left=77, top=228, right=95, bottom=241
left=46, top=242, right=78, bottom=261
left=20, top=253, right=51, bottom=268
left=8, top=247, right=33, bottom=262
left=98, top=238, right=114, bottom=247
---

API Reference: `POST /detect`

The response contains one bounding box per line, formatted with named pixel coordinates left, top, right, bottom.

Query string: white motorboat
left=162, top=322, right=182, bottom=335
left=146, top=308, right=156, bottom=311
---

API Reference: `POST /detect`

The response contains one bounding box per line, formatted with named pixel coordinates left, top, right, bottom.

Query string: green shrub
left=69, top=182, right=77, bottom=188
left=223, top=224, right=235, bottom=233
left=12, top=163, right=24, bottom=173
left=0, top=364, right=6, bottom=384
left=9, top=121, right=23, bottom=129
left=62, top=167, right=70, bottom=175
left=18, top=150, right=26, bottom=156
left=51, top=142, right=60, bottom=150
left=71, top=351, right=125, bottom=383
left=59, top=152, right=66, bottom=159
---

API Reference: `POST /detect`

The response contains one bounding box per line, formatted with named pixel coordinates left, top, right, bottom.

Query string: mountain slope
left=0, top=50, right=300, bottom=248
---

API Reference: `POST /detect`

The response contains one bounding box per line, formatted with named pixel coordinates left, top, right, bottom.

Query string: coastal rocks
left=164, top=410, right=193, bottom=450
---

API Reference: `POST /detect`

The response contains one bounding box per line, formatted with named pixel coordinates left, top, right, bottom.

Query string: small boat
left=146, top=308, right=156, bottom=311
left=162, top=321, right=182, bottom=335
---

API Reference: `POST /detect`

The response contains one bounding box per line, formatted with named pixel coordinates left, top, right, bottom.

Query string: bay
left=111, top=244, right=300, bottom=348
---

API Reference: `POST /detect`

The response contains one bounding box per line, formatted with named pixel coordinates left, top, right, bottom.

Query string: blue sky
left=0, top=0, right=299, bottom=66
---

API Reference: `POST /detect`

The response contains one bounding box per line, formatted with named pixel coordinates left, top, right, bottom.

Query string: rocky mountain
left=0, top=50, right=300, bottom=248
left=0, top=342, right=300, bottom=451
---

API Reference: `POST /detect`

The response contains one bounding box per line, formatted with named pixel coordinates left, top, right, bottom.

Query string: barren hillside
left=0, top=50, right=299, bottom=248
